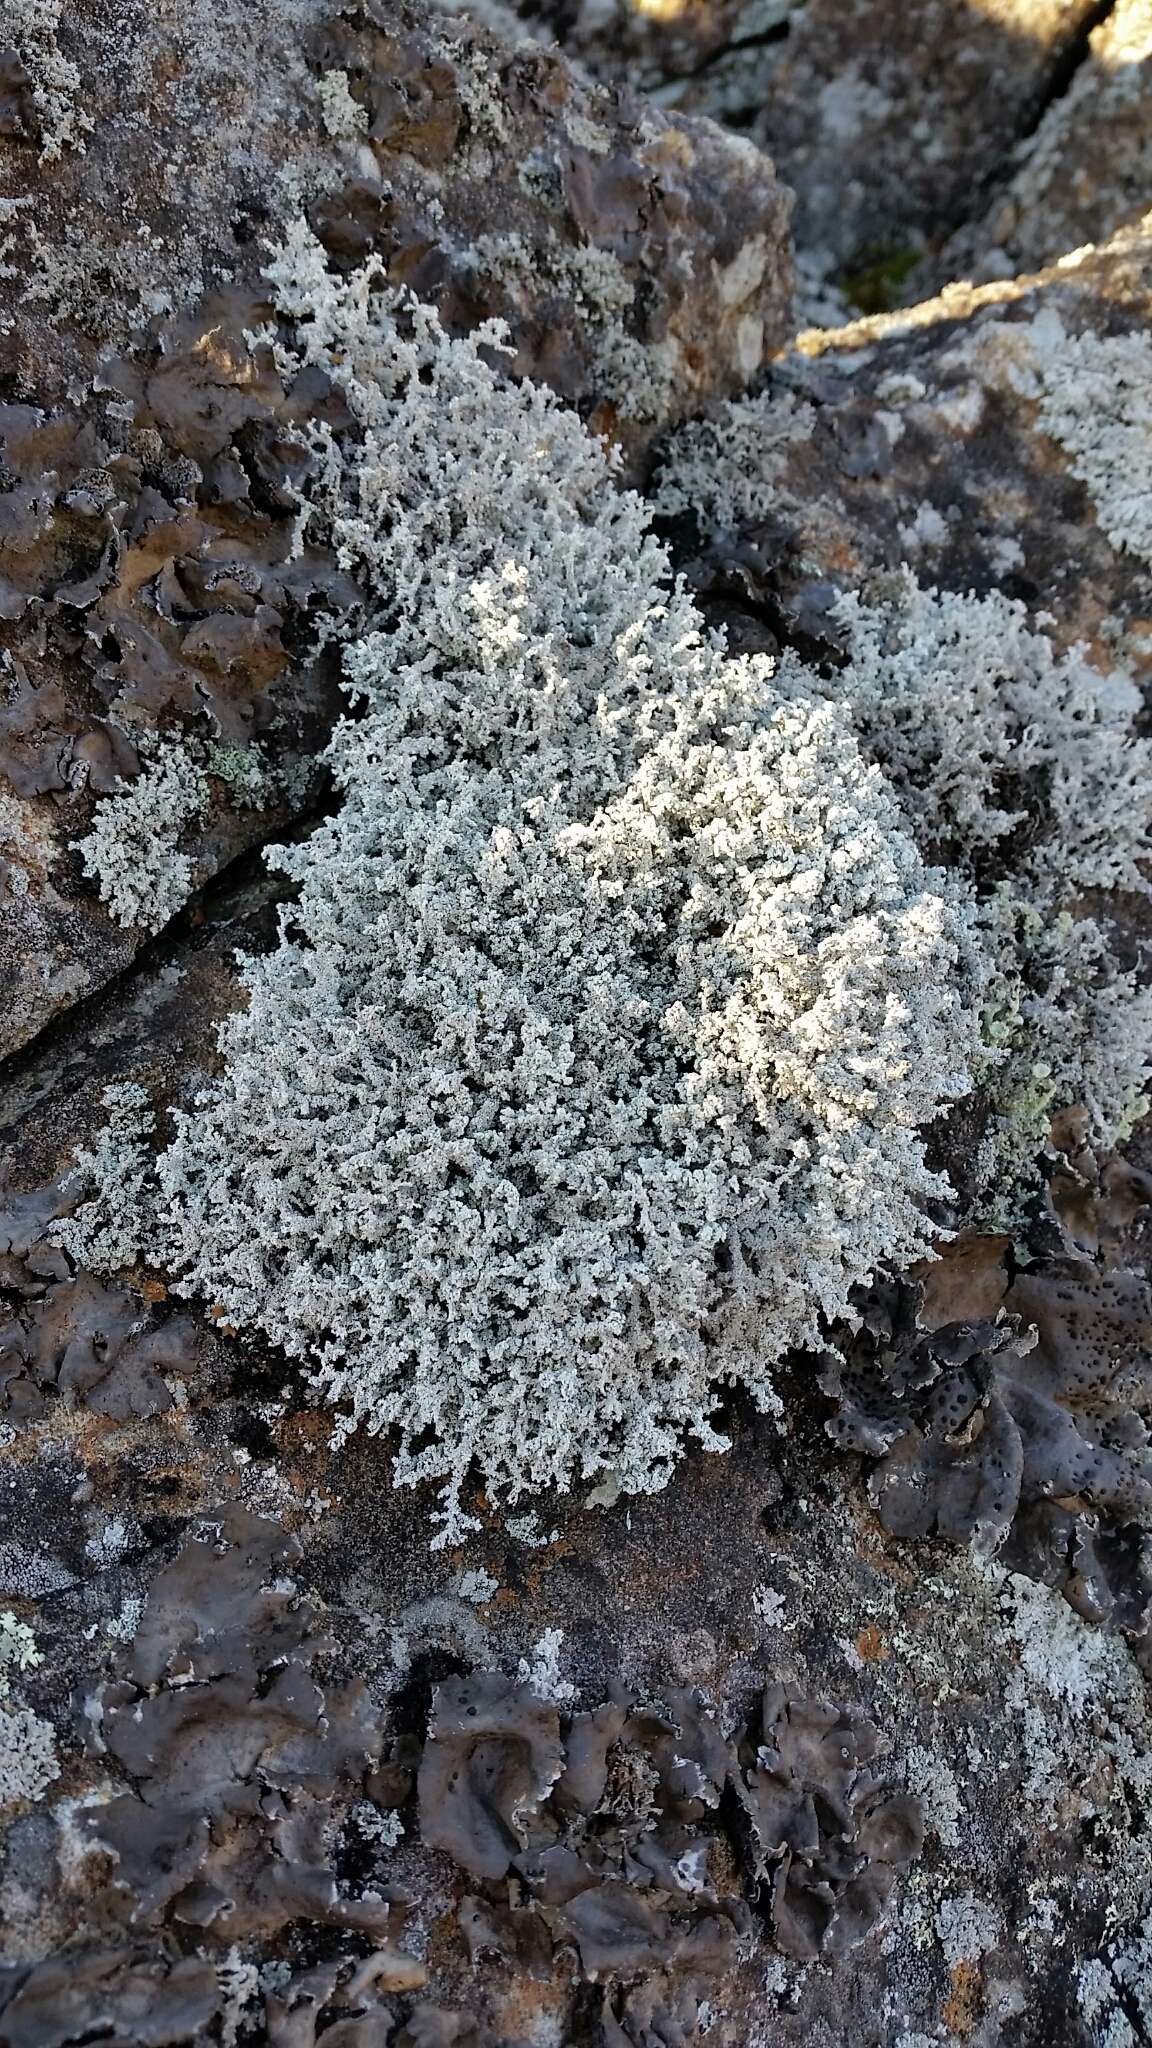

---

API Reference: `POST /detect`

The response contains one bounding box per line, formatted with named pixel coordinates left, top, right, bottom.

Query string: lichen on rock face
left=58, top=228, right=982, bottom=1542
left=822, top=1142, right=1152, bottom=1639
left=1023, top=317, right=1152, bottom=568
left=75, top=742, right=209, bottom=934
left=770, top=573, right=1152, bottom=1215
left=656, top=399, right=1152, bottom=1219
left=733, top=1682, right=924, bottom=1961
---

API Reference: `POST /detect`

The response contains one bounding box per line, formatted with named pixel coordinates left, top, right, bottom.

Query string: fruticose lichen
left=5, top=0, right=88, bottom=161
left=0, top=1609, right=56, bottom=1812
left=58, top=225, right=983, bottom=1541
left=76, top=738, right=278, bottom=932
left=652, top=390, right=815, bottom=532
left=76, top=742, right=209, bottom=932
left=769, top=574, right=1152, bottom=1217
left=1024, top=316, right=1152, bottom=567
left=660, top=383, right=1152, bottom=1219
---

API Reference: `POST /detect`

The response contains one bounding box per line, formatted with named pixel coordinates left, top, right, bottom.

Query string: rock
left=747, top=0, right=1107, bottom=280
left=310, top=0, right=794, bottom=446
left=933, top=0, right=1152, bottom=289
left=479, top=0, right=1112, bottom=290
left=2, top=4, right=1152, bottom=2043
left=673, top=216, right=1152, bottom=676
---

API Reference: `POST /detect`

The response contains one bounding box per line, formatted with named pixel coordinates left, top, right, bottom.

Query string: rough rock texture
left=0, top=0, right=791, bottom=1063
left=1, top=1, right=1152, bottom=2043
left=669, top=217, right=1152, bottom=688
left=480, top=0, right=1112, bottom=286
left=310, top=1, right=794, bottom=446
left=744, top=0, right=1109, bottom=280
left=934, top=0, right=1152, bottom=289
left=0, top=815, right=1150, bottom=2041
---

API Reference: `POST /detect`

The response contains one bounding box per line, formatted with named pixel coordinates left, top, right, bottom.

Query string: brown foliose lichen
left=0, top=1184, right=195, bottom=1424
left=821, top=1129, right=1152, bottom=1643
left=0, top=1506, right=924, bottom=2044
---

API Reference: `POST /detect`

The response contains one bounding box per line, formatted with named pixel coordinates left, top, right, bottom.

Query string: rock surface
left=476, top=0, right=1114, bottom=286
left=933, top=0, right=1152, bottom=289
left=0, top=1, right=1151, bottom=2044
left=673, top=218, right=1152, bottom=682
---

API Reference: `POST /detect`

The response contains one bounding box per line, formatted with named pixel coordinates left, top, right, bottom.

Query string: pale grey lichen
left=770, top=576, right=1152, bottom=1218
left=935, top=1891, right=1002, bottom=1968
left=0, top=1611, right=39, bottom=1688
left=0, top=1612, right=57, bottom=1813
left=60, top=226, right=982, bottom=1543
left=1025, top=314, right=1152, bottom=567
left=517, top=1628, right=577, bottom=1704
left=76, top=739, right=278, bottom=933
left=659, top=372, right=1152, bottom=1209
left=7, top=0, right=89, bottom=161
left=652, top=389, right=815, bottom=531
left=60, top=1082, right=157, bottom=1271
left=317, top=68, right=368, bottom=141
left=0, top=1703, right=59, bottom=1810
left=77, top=743, right=210, bottom=932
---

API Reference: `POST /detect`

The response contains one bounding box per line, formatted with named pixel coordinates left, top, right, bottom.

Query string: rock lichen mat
left=0, top=3, right=1151, bottom=2044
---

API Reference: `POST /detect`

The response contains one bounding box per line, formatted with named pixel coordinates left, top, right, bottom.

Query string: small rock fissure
left=0, top=789, right=335, bottom=1123
left=1015, top=0, right=1119, bottom=144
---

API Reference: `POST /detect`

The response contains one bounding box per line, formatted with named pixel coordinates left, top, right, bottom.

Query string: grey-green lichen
left=0, top=1610, right=57, bottom=1813
left=770, top=575, right=1152, bottom=1216
left=652, top=390, right=815, bottom=530
left=1024, top=312, right=1152, bottom=566
left=657, top=378, right=1152, bottom=1220
left=59, top=225, right=983, bottom=1543
left=76, top=738, right=279, bottom=933
left=7, top=0, right=89, bottom=161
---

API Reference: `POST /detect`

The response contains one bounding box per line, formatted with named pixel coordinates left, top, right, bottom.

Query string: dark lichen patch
left=0, top=1184, right=193, bottom=1425
left=80, top=1507, right=405, bottom=1943
left=0, top=1949, right=223, bottom=2048
left=0, top=301, right=353, bottom=776
left=822, top=1131, right=1152, bottom=1642
left=733, top=1682, right=924, bottom=1961
left=0, top=1497, right=931, bottom=2043
left=0, top=299, right=359, bottom=1055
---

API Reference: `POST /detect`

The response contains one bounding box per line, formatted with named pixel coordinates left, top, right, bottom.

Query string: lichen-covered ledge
left=0, top=0, right=793, bottom=1066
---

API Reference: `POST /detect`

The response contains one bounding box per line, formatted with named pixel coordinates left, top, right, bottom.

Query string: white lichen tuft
left=59, top=226, right=981, bottom=1543
left=8, top=0, right=90, bottom=161
left=0, top=1703, right=59, bottom=1810
left=77, top=743, right=209, bottom=932
left=317, top=68, right=368, bottom=141
left=652, top=389, right=814, bottom=531
left=60, top=1083, right=157, bottom=1272
left=0, top=1612, right=57, bottom=1813
left=518, top=1628, right=577, bottom=1704
left=0, top=1611, right=39, bottom=1687
left=1026, top=317, right=1152, bottom=566
left=771, top=576, right=1152, bottom=1217
left=76, top=738, right=278, bottom=933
